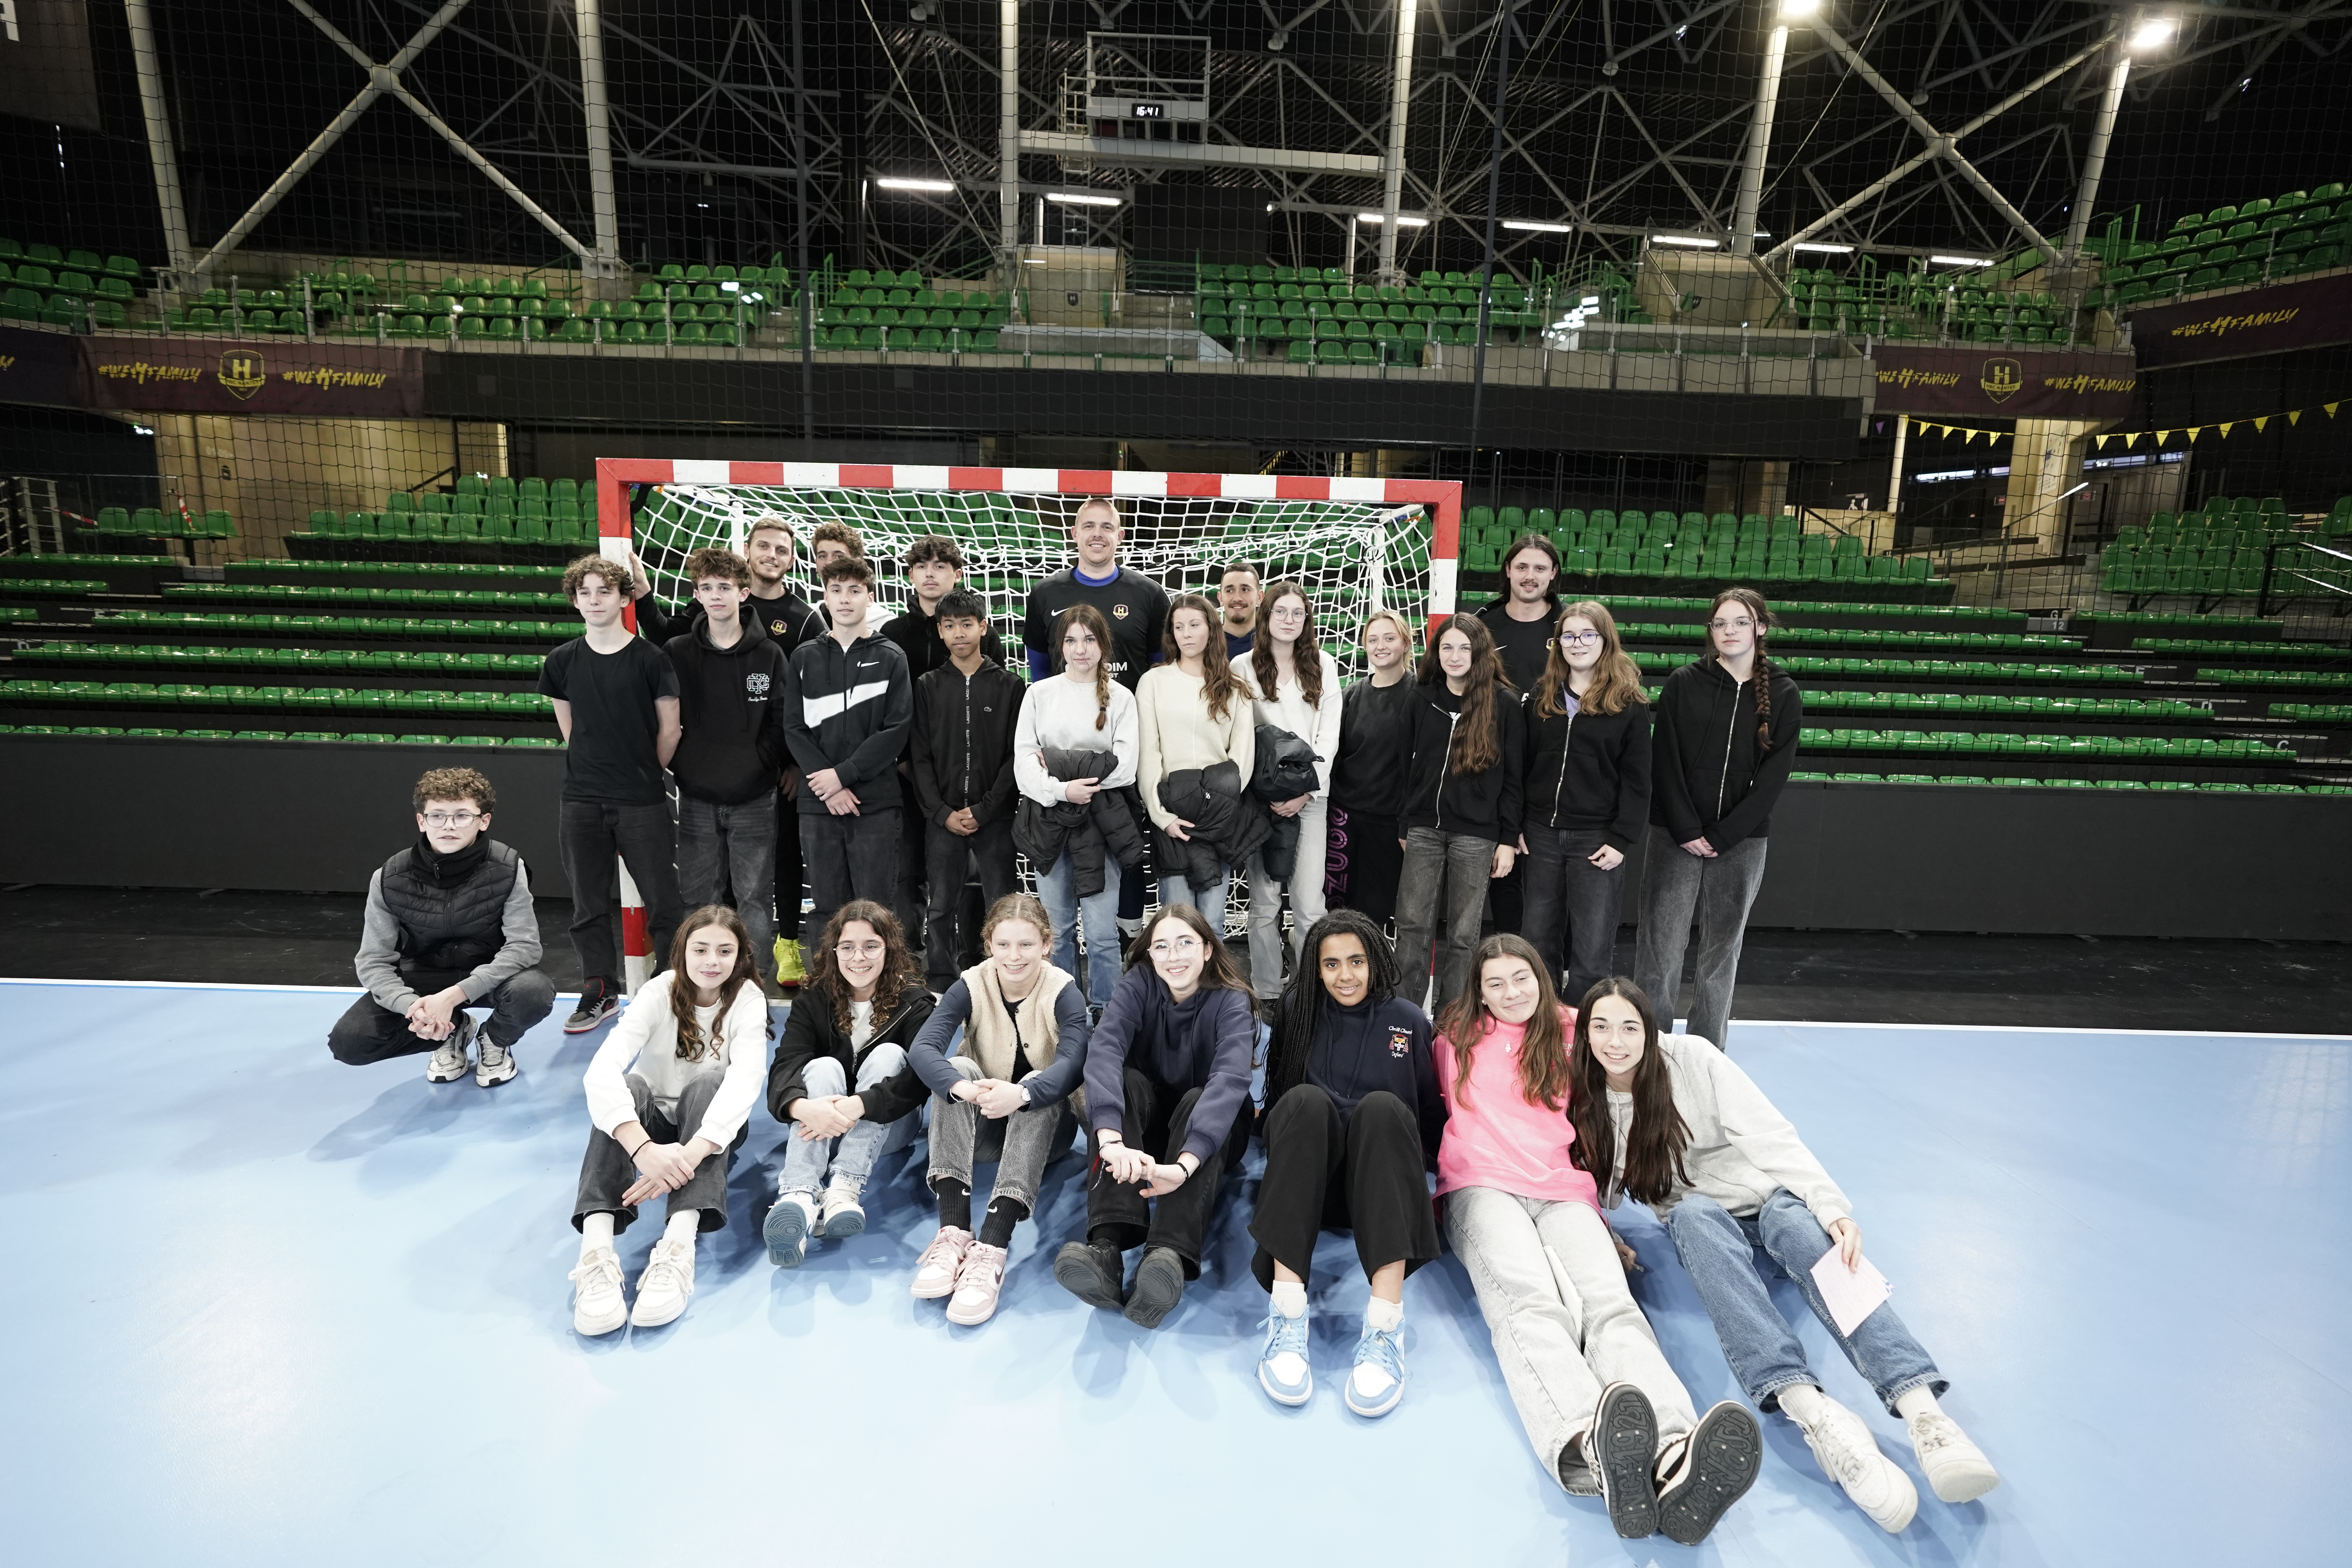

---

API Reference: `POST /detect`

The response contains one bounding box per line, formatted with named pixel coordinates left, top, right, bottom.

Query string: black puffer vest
left=379, top=840, right=521, bottom=974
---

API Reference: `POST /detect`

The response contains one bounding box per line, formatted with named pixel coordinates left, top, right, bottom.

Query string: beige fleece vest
left=962, top=960, right=1083, bottom=1114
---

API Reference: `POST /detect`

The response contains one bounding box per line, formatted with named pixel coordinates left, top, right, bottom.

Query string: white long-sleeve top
left=1240, top=648, right=1345, bottom=797
left=1136, top=663, right=1257, bottom=830
left=1599, top=1033, right=1853, bottom=1230
left=582, top=971, right=769, bottom=1150
left=1014, top=672, right=1139, bottom=806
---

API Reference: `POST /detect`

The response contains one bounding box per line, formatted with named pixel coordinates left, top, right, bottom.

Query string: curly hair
left=411, top=766, right=495, bottom=814
left=808, top=899, right=924, bottom=1033
left=809, top=520, right=866, bottom=558
left=561, top=553, right=636, bottom=601
left=664, top=905, right=773, bottom=1062
left=1417, top=613, right=1508, bottom=774
left=1265, top=910, right=1398, bottom=1107
left=683, top=546, right=751, bottom=590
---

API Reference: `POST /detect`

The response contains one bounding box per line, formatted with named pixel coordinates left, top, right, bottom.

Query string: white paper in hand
left=1809, top=1248, right=1894, bottom=1338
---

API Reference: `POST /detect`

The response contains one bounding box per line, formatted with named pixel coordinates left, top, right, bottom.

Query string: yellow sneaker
left=775, top=936, right=806, bottom=988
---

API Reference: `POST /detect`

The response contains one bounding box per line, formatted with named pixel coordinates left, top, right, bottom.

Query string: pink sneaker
left=945, top=1242, right=1010, bottom=1325
left=911, top=1227, right=973, bottom=1299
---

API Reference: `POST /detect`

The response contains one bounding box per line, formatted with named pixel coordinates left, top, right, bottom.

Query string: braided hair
left=1054, top=603, right=1116, bottom=730
left=1708, top=586, right=1776, bottom=751
left=1265, top=910, right=1400, bottom=1107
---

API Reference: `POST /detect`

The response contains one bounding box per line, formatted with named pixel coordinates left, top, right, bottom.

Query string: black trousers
left=801, top=806, right=903, bottom=942
left=1521, top=824, right=1630, bottom=1007
left=327, top=968, right=557, bottom=1063
left=1085, top=1065, right=1253, bottom=1276
left=774, top=782, right=806, bottom=942
left=1327, top=807, right=1404, bottom=925
left=559, top=797, right=681, bottom=985
left=1249, top=1083, right=1440, bottom=1291
left=572, top=1070, right=748, bottom=1235
left=921, top=815, right=1019, bottom=989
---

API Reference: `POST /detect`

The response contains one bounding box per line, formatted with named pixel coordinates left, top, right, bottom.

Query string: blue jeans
left=1034, top=853, right=1124, bottom=1010
left=776, top=1042, right=918, bottom=1198
left=1158, top=870, right=1229, bottom=933
left=1665, top=1189, right=1946, bottom=1416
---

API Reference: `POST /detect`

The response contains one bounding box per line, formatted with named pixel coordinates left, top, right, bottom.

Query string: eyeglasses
left=1708, top=617, right=1756, bottom=632
left=835, top=941, right=886, bottom=958
left=420, top=811, right=481, bottom=828
left=1149, top=936, right=1203, bottom=958
left=1557, top=631, right=1601, bottom=646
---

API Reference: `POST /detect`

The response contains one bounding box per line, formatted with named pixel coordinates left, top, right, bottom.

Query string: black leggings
left=1249, top=1083, right=1439, bottom=1292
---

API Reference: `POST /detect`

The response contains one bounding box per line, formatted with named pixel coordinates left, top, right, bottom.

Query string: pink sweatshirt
left=1434, top=1008, right=1600, bottom=1211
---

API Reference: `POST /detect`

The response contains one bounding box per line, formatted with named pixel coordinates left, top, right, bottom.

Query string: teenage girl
left=1240, top=580, right=1344, bottom=1002
left=568, top=906, right=772, bottom=1336
left=1632, top=586, right=1800, bottom=1051
left=1326, top=608, right=1417, bottom=926
left=1394, top=613, right=1524, bottom=1013
left=1014, top=603, right=1140, bottom=1010
left=1437, top=936, right=1761, bottom=1545
left=1572, top=975, right=2000, bottom=1533
left=904, top=893, right=1091, bottom=1326
left=1521, top=600, right=1652, bottom=1002
left=1136, top=592, right=1256, bottom=927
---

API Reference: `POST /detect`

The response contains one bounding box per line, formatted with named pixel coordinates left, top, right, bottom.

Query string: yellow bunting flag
left=2254, top=417, right=2269, bottom=433
left=2186, top=427, right=2203, bottom=441
left=2156, top=431, right=2171, bottom=444
left=2095, top=435, right=2111, bottom=449
left=2288, top=410, right=2303, bottom=426
left=2328, top=403, right=2340, bottom=417
left=2218, top=422, right=2235, bottom=437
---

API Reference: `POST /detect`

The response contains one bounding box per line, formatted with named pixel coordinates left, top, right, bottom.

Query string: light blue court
left=4, top=982, right=2346, bottom=1567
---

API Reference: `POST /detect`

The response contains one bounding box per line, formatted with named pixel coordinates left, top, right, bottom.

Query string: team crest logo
left=1111, top=603, right=1131, bottom=619
left=1978, top=357, right=2023, bottom=405
left=747, top=673, right=771, bottom=694
left=218, top=351, right=267, bottom=401
left=1388, top=1028, right=1412, bottom=1059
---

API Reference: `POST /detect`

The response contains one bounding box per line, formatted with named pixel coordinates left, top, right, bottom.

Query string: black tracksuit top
left=1648, top=656, right=1802, bottom=848
left=1522, top=691, right=1653, bottom=850
left=1398, top=682, right=1526, bottom=844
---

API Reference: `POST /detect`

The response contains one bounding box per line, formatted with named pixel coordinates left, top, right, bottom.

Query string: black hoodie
left=1399, top=681, right=1526, bottom=843
left=664, top=614, right=793, bottom=804
left=1524, top=690, right=1653, bottom=850
left=1648, top=655, right=1802, bottom=848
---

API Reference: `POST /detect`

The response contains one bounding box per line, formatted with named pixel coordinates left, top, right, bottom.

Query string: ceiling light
left=2127, top=18, right=2177, bottom=54
left=875, top=176, right=955, bottom=193
left=1502, top=220, right=1575, bottom=234
left=1651, top=234, right=1721, bottom=249
left=1931, top=254, right=1995, bottom=267
left=1046, top=191, right=1123, bottom=207
left=1779, top=0, right=1822, bottom=19
left=1793, top=241, right=1854, bottom=254
left=1356, top=213, right=1430, bottom=226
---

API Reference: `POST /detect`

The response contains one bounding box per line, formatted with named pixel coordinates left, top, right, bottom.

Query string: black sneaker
left=1592, top=1381, right=1661, bottom=1539
left=1656, top=1401, right=1763, bottom=1546
left=1122, top=1246, right=1187, bottom=1329
left=564, top=979, right=620, bottom=1034
left=1053, top=1240, right=1127, bottom=1310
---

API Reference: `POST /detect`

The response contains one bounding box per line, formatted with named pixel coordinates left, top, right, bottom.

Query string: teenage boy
left=908, top=588, right=1022, bottom=991
left=811, top=520, right=892, bottom=636
left=541, top=554, right=684, bottom=1031
left=1218, top=561, right=1261, bottom=659
left=1476, top=533, right=1564, bottom=692
left=329, top=767, right=555, bottom=1083
left=787, top=554, right=915, bottom=936
left=739, top=518, right=826, bottom=989
left=882, top=533, right=1008, bottom=679
left=665, top=546, right=793, bottom=986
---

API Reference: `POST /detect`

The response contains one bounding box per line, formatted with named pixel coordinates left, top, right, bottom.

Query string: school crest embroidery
left=747, top=673, right=771, bottom=694
left=1387, top=1027, right=1412, bottom=1059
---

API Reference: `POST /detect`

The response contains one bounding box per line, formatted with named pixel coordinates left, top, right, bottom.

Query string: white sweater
left=1240, top=649, right=1344, bottom=797
left=1600, top=1034, right=1852, bottom=1229
left=582, top=971, right=769, bottom=1150
left=1014, top=673, right=1140, bottom=806
left=1136, top=663, right=1257, bottom=830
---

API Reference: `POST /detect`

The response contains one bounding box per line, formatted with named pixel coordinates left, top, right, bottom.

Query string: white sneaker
left=1798, top=1397, right=1919, bottom=1534
left=473, top=1029, right=516, bottom=1087
left=818, top=1186, right=867, bottom=1239
left=568, top=1246, right=627, bottom=1336
left=425, top=1014, right=475, bottom=1083
left=1909, top=1410, right=2001, bottom=1503
left=911, top=1227, right=973, bottom=1299
left=628, top=1235, right=697, bottom=1328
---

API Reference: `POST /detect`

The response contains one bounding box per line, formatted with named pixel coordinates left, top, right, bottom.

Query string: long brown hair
left=665, top=904, right=771, bottom=1061
left=1566, top=976, right=1691, bottom=1205
left=1250, top=579, right=1326, bottom=709
left=1054, top=603, right=1116, bottom=731
left=1436, top=934, right=1573, bottom=1111
left=1417, top=613, right=1508, bottom=774
left=1163, top=592, right=1250, bottom=722
left=1534, top=600, right=1648, bottom=719
left=1122, top=901, right=1251, bottom=996
left=1706, top=585, right=1777, bottom=753
left=808, top=899, right=924, bottom=1033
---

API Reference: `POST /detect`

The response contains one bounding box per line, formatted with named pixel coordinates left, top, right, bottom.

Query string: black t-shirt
left=538, top=635, right=680, bottom=804
left=1483, top=603, right=1557, bottom=695
left=1023, top=566, right=1170, bottom=691
left=1331, top=676, right=1419, bottom=818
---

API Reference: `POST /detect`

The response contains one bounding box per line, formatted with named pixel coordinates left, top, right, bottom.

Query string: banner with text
left=0, top=325, right=90, bottom=408
left=1870, top=345, right=2138, bottom=420
left=80, top=338, right=425, bottom=417
left=0, top=0, right=102, bottom=132
left=2127, top=272, right=2352, bottom=368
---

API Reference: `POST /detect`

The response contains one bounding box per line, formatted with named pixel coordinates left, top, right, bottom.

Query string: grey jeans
left=1444, top=1187, right=1699, bottom=1491
left=573, top=1069, right=745, bottom=1234
left=676, top=791, right=778, bottom=969
left=1521, top=825, right=1629, bottom=1009
left=1246, top=796, right=1329, bottom=1000
left=926, top=1055, right=1078, bottom=1212
left=1632, top=826, right=1769, bottom=1050
left=1394, top=826, right=1497, bottom=1014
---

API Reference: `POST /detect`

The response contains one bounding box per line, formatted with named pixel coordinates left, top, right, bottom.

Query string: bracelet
left=629, top=1138, right=653, bottom=1160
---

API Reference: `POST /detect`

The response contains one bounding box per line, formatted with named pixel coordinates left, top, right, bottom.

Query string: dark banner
left=0, top=324, right=88, bottom=407
left=0, top=0, right=102, bottom=132
left=1871, top=345, right=2138, bottom=419
left=2127, top=272, right=2352, bottom=368
left=81, top=337, right=426, bottom=416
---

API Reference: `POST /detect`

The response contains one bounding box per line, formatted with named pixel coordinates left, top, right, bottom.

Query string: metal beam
left=2065, top=45, right=2129, bottom=260
left=1000, top=1, right=1021, bottom=272
left=1731, top=20, right=1791, bottom=259
left=1377, top=0, right=1418, bottom=283
left=121, top=0, right=194, bottom=281
left=1016, top=129, right=1382, bottom=174
left=575, top=0, right=623, bottom=279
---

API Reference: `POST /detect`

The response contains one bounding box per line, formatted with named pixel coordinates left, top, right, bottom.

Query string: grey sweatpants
left=1631, top=826, right=1769, bottom=1050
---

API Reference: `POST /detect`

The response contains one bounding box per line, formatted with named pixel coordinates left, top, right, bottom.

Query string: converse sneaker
left=425, top=1013, right=475, bottom=1083
left=628, top=1235, right=696, bottom=1328
left=473, top=1028, right=516, bottom=1087
left=1590, top=1382, right=1660, bottom=1537
left=1121, top=1246, right=1186, bottom=1329
left=817, top=1186, right=866, bottom=1239
left=763, top=1190, right=819, bottom=1268
left=1256, top=1303, right=1313, bottom=1406
left=1053, top=1240, right=1126, bottom=1310
left=944, top=1242, right=1009, bottom=1326
left=568, top=1246, right=627, bottom=1336
left=1798, top=1397, right=1919, bottom=1534
left=1656, top=1401, right=1764, bottom=1546
left=565, top=979, right=619, bottom=1034
left=774, top=937, right=806, bottom=989
left=1908, top=1409, right=2001, bottom=1503
left=911, top=1227, right=973, bottom=1299
left=1344, top=1317, right=1408, bottom=1418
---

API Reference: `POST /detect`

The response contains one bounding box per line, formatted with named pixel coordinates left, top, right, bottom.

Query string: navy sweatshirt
left=1278, top=994, right=1446, bottom=1166
left=1084, top=964, right=1257, bottom=1164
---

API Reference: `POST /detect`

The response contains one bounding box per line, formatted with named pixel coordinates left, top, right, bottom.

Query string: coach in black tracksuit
left=787, top=559, right=915, bottom=940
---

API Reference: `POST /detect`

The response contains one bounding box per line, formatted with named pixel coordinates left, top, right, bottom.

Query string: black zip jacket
left=1648, top=655, right=1802, bottom=848
left=1399, top=682, right=1526, bottom=843
left=1154, top=760, right=1272, bottom=890
left=909, top=657, right=1022, bottom=826
left=1523, top=692, right=1653, bottom=850
left=664, top=616, right=793, bottom=804
left=1331, top=677, right=1418, bottom=818
left=765, top=984, right=936, bottom=1127
left=883, top=603, right=1009, bottom=683
left=784, top=630, right=914, bottom=815
left=1252, top=723, right=1322, bottom=882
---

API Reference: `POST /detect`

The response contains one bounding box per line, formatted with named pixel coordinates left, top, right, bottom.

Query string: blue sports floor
left=4, top=980, right=2347, bottom=1567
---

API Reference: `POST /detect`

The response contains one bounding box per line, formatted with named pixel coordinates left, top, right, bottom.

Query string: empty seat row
left=0, top=725, right=554, bottom=747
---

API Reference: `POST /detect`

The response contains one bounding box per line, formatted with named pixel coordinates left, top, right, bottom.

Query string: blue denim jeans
left=1665, top=1189, right=1947, bottom=1416
left=776, top=1042, right=919, bottom=1198
left=1034, top=852, right=1124, bottom=1011
left=1158, top=870, right=1229, bottom=933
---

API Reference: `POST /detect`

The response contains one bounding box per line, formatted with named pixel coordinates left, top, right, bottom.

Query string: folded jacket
left=1251, top=722, right=1321, bottom=882
left=1154, top=759, right=1270, bottom=891
left=1013, top=744, right=1149, bottom=899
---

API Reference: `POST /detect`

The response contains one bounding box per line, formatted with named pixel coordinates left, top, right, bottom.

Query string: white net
left=629, top=482, right=1435, bottom=677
